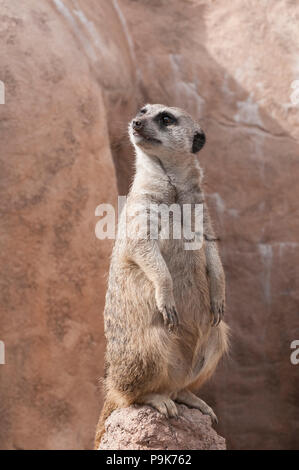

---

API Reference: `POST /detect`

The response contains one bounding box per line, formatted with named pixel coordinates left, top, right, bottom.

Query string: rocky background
left=0, top=0, right=298, bottom=450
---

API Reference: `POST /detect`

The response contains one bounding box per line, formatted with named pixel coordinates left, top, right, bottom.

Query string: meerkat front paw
left=211, top=298, right=225, bottom=326
left=155, top=289, right=179, bottom=330
left=160, top=303, right=179, bottom=330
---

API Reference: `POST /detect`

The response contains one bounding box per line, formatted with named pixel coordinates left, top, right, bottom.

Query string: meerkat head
left=128, top=104, right=205, bottom=158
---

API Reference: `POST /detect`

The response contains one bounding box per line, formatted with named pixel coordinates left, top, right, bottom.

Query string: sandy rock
left=0, top=0, right=119, bottom=450
left=98, top=405, right=226, bottom=450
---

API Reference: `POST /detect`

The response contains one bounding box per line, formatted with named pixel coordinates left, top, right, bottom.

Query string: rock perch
left=97, top=404, right=226, bottom=450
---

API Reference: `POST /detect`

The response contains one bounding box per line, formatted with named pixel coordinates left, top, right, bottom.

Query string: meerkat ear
left=192, top=130, right=206, bottom=153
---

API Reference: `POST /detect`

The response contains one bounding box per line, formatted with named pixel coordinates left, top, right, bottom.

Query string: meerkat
left=94, top=104, right=229, bottom=448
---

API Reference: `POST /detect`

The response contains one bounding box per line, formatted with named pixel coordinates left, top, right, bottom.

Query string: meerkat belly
left=157, top=239, right=212, bottom=387
left=105, top=242, right=212, bottom=392
left=159, top=239, right=211, bottom=325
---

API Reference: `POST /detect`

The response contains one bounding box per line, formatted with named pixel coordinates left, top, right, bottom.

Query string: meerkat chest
left=154, top=180, right=205, bottom=266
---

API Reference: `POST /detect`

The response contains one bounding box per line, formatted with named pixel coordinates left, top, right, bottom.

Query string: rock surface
left=1, top=0, right=299, bottom=451
left=98, top=405, right=226, bottom=450
left=0, top=0, right=119, bottom=450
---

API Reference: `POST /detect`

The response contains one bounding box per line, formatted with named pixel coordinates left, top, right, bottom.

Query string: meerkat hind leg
left=175, top=389, right=218, bottom=425
left=137, top=393, right=178, bottom=419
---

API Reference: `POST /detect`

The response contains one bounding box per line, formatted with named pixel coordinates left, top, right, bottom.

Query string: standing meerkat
left=94, top=104, right=229, bottom=448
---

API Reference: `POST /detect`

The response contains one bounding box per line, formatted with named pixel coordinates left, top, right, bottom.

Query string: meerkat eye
left=139, top=108, right=147, bottom=115
left=161, top=114, right=175, bottom=126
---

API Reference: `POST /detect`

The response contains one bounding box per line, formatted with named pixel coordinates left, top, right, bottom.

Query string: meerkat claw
left=165, top=399, right=179, bottom=419
left=171, top=307, right=179, bottom=327
left=211, top=312, right=219, bottom=327
left=205, top=409, right=218, bottom=426
left=161, top=305, right=179, bottom=330
left=161, top=306, right=171, bottom=326
left=211, top=299, right=225, bottom=326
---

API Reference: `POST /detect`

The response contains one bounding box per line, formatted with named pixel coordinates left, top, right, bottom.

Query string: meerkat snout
left=129, top=103, right=206, bottom=156
left=192, top=130, right=206, bottom=153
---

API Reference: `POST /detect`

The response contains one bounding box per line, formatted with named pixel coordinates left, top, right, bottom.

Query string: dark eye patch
left=139, top=108, right=147, bottom=114
left=154, top=111, right=178, bottom=128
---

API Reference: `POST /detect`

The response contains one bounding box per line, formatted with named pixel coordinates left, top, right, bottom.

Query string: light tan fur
left=94, top=104, right=229, bottom=449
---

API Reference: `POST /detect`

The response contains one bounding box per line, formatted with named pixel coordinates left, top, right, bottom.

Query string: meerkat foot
left=137, top=393, right=178, bottom=419
left=175, top=389, right=218, bottom=425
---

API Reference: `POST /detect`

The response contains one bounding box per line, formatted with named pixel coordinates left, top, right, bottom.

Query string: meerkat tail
left=94, top=398, right=118, bottom=449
